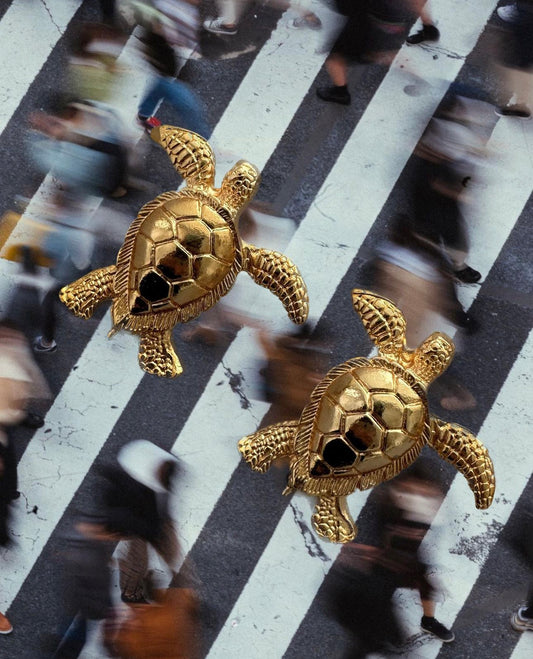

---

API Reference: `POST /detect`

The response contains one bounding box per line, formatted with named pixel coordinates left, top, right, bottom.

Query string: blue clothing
left=138, top=75, right=209, bottom=138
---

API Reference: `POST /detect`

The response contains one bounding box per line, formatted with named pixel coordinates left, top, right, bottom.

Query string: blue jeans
left=138, top=76, right=210, bottom=137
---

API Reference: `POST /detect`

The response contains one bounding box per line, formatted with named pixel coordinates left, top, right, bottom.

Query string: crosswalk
left=0, top=0, right=532, bottom=657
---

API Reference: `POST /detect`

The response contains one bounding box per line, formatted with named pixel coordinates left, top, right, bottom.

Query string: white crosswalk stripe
left=0, top=0, right=532, bottom=656
left=0, top=0, right=82, bottom=138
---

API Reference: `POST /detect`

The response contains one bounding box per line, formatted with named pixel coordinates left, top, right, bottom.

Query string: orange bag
left=106, top=588, right=199, bottom=659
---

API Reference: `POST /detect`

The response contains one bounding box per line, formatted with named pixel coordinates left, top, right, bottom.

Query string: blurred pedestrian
left=378, top=467, right=454, bottom=641
left=333, top=463, right=454, bottom=652
left=203, top=0, right=321, bottom=35
left=65, top=21, right=127, bottom=106
left=317, top=0, right=424, bottom=105
left=371, top=214, right=476, bottom=346
left=369, top=213, right=478, bottom=411
left=98, top=440, right=181, bottom=605
left=45, top=514, right=118, bottom=658
left=409, top=92, right=485, bottom=284
left=132, top=0, right=210, bottom=136
left=28, top=100, right=129, bottom=351
left=257, top=325, right=329, bottom=423
left=0, top=317, right=50, bottom=546
left=495, top=0, right=533, bottom=118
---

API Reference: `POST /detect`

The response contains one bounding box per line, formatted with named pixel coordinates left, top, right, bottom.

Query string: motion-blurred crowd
left=0, top=0, right=532, bottom=654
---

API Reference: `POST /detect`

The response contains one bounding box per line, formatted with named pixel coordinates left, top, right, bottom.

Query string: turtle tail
left=243, top=244, right=309, bottom=324
left=429, top=417, right=495, bottom=509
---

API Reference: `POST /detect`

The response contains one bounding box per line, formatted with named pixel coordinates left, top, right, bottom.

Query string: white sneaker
left=203, top=17, right=237, bottom=35
left=497, top=5, right=520, bottom=22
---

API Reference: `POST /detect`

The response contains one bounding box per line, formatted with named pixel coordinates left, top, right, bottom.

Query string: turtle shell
left=292, top=357, right=430, bottom=496
left=113, top=191, right=242, bottom=331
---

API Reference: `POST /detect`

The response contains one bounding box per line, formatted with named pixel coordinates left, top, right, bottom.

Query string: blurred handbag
left=104, top=587, right=199, bottom=659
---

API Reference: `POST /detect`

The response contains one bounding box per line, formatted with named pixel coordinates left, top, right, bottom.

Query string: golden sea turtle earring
left=59, top=126, right=309, bottom=377
left=239, top=289, right=495, bottom=543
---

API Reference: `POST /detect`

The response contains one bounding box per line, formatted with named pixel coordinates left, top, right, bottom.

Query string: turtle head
left=412, top=332, right=454, bottom=387
left=217, top=160, right=261, bottom=223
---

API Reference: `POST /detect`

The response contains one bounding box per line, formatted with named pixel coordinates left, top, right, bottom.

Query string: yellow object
left=60, top=126, right=309, bottom=377
left=0, top=211, right=52, bottom=267
left=239, top=289, right=495, bottom=543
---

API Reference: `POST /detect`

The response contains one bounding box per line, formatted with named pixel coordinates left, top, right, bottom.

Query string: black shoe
left=33, top=336, right=57, bottom=353
left=421, top=616, right=455, bottom=642
left=453, top=265, right=482, bottom=284
left=121, top=592, right=148, bottom=605
left=495, top=104, right=531, bottom=119
left=406, top=24, right=440, bottom=45
left=316, top=85, right=351, bottom=105
left=21, top=412, right=44, bottom=429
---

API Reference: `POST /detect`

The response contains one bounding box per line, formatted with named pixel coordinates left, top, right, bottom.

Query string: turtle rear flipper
left=429, top=417, right=495, bottom=509
left=312, top=495, right=358, bottom=543
left=60, top=265, right=116, bottom=319
left=243, top=245, right=309, bottom=324
left=238, top=420, right=299, bottom=473
left=139, top=329, right=183, bottom=378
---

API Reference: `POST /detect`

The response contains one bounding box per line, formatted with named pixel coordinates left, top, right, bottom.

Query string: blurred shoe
left=110, top=185, right=128, bottom=199
left=406, top=24, right=440, bottom=45
left=440, top=391, right=476, bottom=411
left=421, top=616, right=455, bottom=642
left=511, top=606, right=533, bottom=631
left=181, top=325, right=219, bottom=345
left=121, top=592, right=149, bottom=605
left=495, top=104, right=531, bottom=119
left=497, top=4, right=521, bottom=22
left=0, top=612, right=13, bottom=635
left=317, top=85, right=351, bottom=105
left=453, top=265, right=482, bottom=284
left=288, top=13, right=322, bottom=30
left=203, top=17, right=238, bottom=35
left=137, top=114, right=162, bottom=133
left=33, top=336, right=57, bottom=353
left=21, top=411, right=44, bottom=429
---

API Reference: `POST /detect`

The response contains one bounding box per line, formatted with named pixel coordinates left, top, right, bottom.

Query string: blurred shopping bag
left=104, top=587, right=200, bottom=659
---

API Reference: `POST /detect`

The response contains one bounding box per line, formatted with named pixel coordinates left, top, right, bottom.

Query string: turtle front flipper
left=429, top=417, right=495, bottom=509
left=59, top=265, right=116, bottom=319
left=351, top=288, right=407, bottom=360
left=150, top=125, right=216, bottom=188
left=238, top=420, right=299, bottom=473
left=243, top=244, right=309, bottom=324
left=138, top=329, right=183, bottom=378
left=312, top=495, right=358, bottom=543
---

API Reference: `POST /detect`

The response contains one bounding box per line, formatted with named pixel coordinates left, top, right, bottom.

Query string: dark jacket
left=97, top=464, right=167, bottom=545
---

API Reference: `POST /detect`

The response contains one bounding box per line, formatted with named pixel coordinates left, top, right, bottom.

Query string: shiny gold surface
left=238, top=289, right=495, bottom=543
left=59, top=126, right=309, bottom=377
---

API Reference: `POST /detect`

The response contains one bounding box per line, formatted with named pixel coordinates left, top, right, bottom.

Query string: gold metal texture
left=59, top=126, right=309, bottom=377
left=238, top=289, right=495, bottom=543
